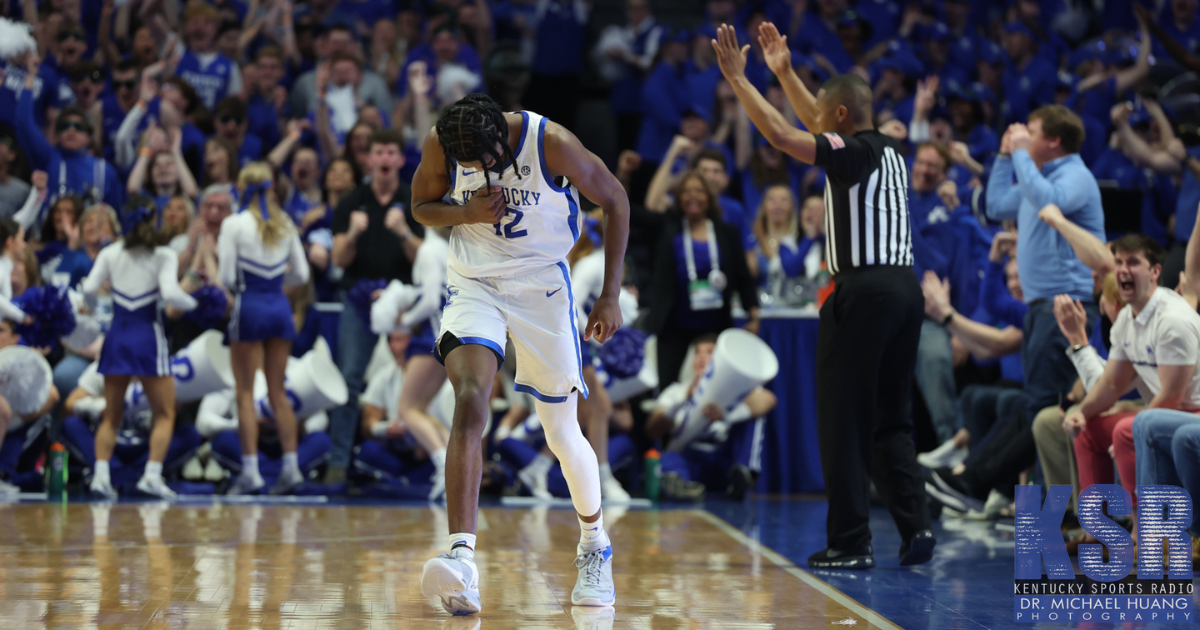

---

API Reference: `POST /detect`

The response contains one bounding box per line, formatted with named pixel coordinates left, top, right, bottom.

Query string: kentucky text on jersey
left=179, top=70, right=225, bottom=102
left=460, top=187, right=542, bottom=207
left=3, top=72, right=43, bottom=95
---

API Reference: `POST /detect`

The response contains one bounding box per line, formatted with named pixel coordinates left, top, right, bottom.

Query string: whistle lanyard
left=682, top=220, right=719, bottom=282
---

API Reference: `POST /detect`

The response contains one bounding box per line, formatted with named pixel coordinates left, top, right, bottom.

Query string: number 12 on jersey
left=493, top=207, right=527, bottom=239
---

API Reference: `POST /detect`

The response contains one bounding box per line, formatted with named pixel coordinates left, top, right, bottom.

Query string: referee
left=713, top=24, right=934, bottom=569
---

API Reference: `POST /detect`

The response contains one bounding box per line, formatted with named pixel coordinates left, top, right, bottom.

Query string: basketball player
left=410, top=94, right=629, bottom=615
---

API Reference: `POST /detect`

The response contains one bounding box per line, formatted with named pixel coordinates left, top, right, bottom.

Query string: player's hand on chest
left=462, top=184, right=546, bottom=241
left=463, top=186, right=507, bottom=225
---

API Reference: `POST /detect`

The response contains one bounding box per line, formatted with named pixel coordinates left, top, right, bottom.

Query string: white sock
left=579, top=513, right=609, bottom=552
left=281, top=452, right=299, bottom=476
left=94, top=460, right=110, bottom=485
left=449, top=532, right=477, bottom=559
left=242, top=454, right=260, bottom=479
left=144, top=461, right=163, bottom=480
left=431, top=448, right=447, bottom=472
left=599, top=462, right=614, bottom=482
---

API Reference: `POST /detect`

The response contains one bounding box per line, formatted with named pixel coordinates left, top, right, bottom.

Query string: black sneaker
left=899, top=530, right=936, bottom=566
left=661, top=472, right=706, bottom=501
left=807, top=546, right=875, bottom=570
left=925, top=469, right=985, bottom=513
left=725, top=465, right=753, bottom=501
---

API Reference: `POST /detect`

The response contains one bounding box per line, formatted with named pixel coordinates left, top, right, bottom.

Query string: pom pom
left=186, top=285, right=229, bottom=330
left=13, top=286, right=76, bottom=349
left=0, top=19, right=37, bottom=61
left=347, top=278, right=387, bottom=326
left=0, top=346, right=52, bottom=416
left=597, top=327, right=647, bottom=379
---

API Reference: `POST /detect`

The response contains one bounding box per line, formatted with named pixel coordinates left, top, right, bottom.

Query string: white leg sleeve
left=535, top=392, right=601, bottom=517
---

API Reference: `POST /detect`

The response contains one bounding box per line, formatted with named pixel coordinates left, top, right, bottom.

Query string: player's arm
left=712, top=25, right=817, bottom=164
left=543, top=122, right=630, bottom=343
left=410, top=127, right=505, bottom=227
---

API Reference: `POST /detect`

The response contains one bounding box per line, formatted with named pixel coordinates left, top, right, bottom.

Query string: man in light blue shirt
left=986, top=104, right=1107, bottom=423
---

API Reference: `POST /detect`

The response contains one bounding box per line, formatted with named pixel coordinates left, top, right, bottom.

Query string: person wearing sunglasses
left=68, top=63, right=106, bottom=147
left=98, top=61, right=142, bottom=169
left=12, top=57, right=125, bottom=229
left=46, top=22, right=89, bottom=79
left=212, top=97, right=264, bottom=169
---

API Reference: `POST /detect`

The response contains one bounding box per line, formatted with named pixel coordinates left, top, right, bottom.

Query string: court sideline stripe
left=696, top=510, right=902, bottom=630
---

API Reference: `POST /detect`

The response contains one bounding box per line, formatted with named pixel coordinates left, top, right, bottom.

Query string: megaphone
left=125, top=330, right=234, bottom=413
left=257, top=341, right=349, bottom=420
left=370, top=280, right=421, bottom=335
left=0, top=345, right=52, bottom=417
left=669, top=328, right=778, bottom=451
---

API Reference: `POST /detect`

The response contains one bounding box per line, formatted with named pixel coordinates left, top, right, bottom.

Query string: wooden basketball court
left=0, top=501, right=899, bottom=629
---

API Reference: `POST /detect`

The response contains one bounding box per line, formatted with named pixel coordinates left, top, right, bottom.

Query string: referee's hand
left=711, top=24, right=750, bottom=81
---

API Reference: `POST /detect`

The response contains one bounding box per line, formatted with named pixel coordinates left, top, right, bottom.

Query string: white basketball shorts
left=437, top=262, right=589, bottom=402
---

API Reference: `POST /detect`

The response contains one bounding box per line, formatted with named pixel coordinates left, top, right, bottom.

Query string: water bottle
left=644, top=449, right=661, bottom=502
left=47, top=442, right=67, bottom=501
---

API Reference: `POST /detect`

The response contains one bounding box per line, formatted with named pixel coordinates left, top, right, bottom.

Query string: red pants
left=1073, top=411, right=1138, bottom=504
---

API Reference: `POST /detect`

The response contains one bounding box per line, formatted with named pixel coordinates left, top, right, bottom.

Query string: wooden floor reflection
left=0, top=502, right=895, bottom=629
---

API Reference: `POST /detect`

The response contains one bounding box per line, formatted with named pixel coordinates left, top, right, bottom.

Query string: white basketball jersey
left=446, top=111, right=583, bottom=279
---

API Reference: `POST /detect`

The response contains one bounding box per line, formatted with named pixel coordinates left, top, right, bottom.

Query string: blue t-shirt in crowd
left=1001, top=56, right=1056, bottom=125
left=1174, top=146, right=1200, bottom=243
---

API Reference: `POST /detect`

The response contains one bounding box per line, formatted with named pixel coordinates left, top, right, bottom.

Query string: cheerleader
left=82, top=199, right=198, bottom=500
left=372, top=228, right=450, bottom=500
left=219, top=163, right=310, bottom=495
left=0, top=218, right=32, bottom=326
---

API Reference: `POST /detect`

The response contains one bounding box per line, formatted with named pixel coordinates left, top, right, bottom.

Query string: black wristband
left=941, top=312, right=954, bottom=326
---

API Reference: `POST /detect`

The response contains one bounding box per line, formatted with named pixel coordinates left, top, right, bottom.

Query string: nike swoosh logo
left=462, top=170, right=478, bottom=175
left=546, top=287, right=562, bottom=297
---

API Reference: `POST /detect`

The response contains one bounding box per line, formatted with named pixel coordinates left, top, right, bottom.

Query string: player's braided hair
left=436, top=93, right=522, bottom=191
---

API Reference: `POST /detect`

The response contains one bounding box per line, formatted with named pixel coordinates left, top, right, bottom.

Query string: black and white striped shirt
left=813, top=130, right=913, bottom=275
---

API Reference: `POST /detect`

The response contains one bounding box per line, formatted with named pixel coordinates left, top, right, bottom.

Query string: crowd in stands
left=0, top=0, right=1199, bottom=556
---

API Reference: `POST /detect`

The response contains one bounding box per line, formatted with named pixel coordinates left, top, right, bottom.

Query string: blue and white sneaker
left=571, top=546, right=615, bottom=606
left=421, top=550, right=481, bottom=615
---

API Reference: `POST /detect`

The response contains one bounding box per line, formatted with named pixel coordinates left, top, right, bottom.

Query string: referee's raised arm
left=711, top=25, right=817, bottom=164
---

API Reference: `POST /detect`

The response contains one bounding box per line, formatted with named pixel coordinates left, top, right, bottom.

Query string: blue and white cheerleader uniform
left=217, top=200, right=310, bottom=343
left=82, top=244, right=197, bottom=376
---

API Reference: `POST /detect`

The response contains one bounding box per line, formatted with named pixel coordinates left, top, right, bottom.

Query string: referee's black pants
left=816, top=266, right=930, bottom=551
